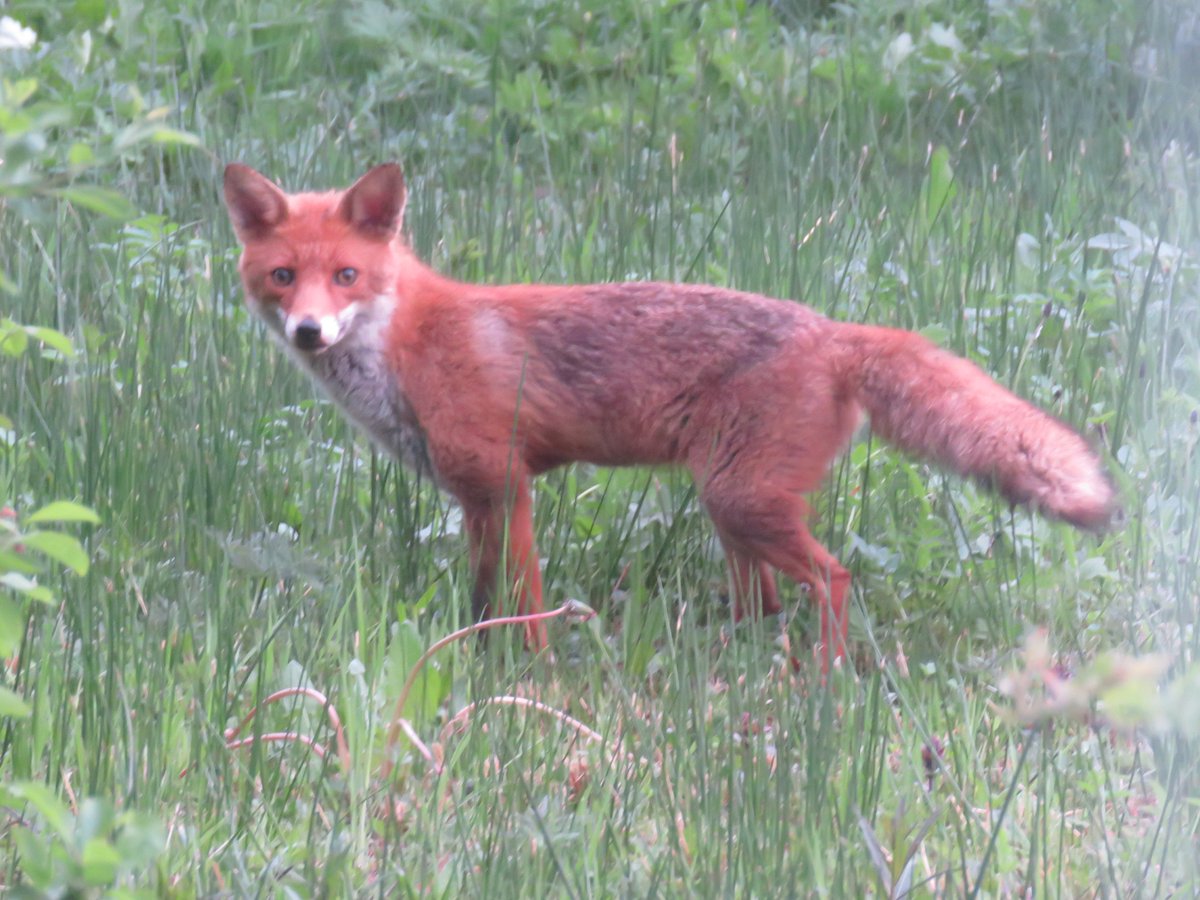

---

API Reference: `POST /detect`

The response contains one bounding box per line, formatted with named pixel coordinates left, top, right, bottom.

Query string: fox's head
left=223, top=163, right=407, bottom=352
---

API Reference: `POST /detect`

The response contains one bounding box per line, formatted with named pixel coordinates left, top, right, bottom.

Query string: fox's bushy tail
left=838, top=324, right=1115, bottom=530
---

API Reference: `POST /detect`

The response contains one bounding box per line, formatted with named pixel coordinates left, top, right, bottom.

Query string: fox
left=223, top=161, right=1115, bottom=666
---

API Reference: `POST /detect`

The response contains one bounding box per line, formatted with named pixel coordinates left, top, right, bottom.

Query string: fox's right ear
left=223, top=164, right=289, bottom=241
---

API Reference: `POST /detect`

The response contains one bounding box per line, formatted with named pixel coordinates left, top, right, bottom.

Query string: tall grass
left=1, top=0, right=1197, bottom=894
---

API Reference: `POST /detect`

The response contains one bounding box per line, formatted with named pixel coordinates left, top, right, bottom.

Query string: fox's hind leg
left=703, top=490, right=850, bottom=671
left=715, top=532, right=781, bottom=619
left=756, top=526, right=850, bottom=670
left=690, top=388, right=859, bottom=669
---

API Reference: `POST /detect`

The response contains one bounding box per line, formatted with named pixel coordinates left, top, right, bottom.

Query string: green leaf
left=82, top=837, right=122, bottom=886
left=387, top=620, right=450, bottom=724
left=0, top=594, right=24, bottom=656
left=923, top=145, right=957, bottom=227
left=1099, top=678, right=1160, bottom=728
left=23, top=326, right=76, bottom=358
left=8, top=781, right=73, bottom=842
left=11, top=823, right=54, bottom=890
left=20, top=531, right=90, bottom=575
left=52, top=185, right=137, bottom=221
left=77, top=797, right=116, bottom=845
left=150, top=127, right=202, bottom=147
left=5, top=78, right=38, bottom=107
left=0, top=319, right=29, bottom=356
left=71, top=0, right=109, bottom=29
left=1076, top=555, right=1111, bottom=581
left=810, top=57, right=839, bottom=81
left=67, top=141, right=96, bottom=168
left=0, top=686, right=31, bottom=718
left=0, top=553, right=45, bottom=579
left=114, top=811, right=166, bottom=868
left=0, top=572, right=56, bottom=605
left=27, top=501, right=100, bottom=525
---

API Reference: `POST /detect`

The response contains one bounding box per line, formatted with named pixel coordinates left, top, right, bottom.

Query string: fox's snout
left=292, top=317, right=324, bottom=350
left=286, top=314, right=335, bottom=351
left=266, top=305, right=352, bottom=353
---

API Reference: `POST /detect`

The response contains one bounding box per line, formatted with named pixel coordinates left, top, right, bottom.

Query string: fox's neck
left=394, top=242, right=460, bottom=300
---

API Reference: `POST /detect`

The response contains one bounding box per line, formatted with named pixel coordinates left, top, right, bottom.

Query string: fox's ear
left=337, top=163, right=406, bottom=238
left=223, top=164, right=289, bottom=241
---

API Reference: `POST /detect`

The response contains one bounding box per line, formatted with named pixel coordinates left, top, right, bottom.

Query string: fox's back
left=431, top=281, right=841, bottom=471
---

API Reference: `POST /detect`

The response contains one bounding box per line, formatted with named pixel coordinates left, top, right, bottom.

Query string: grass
left=1, top=0, right=1198, bottom=895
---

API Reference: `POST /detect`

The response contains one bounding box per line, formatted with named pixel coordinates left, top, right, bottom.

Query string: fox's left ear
left=337, top=163, right=407, bottom=239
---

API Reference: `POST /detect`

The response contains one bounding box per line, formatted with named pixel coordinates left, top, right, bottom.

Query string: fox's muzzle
left=292, top=317, right=325, bottom=351
left=282, top=311, right=345, bottom=352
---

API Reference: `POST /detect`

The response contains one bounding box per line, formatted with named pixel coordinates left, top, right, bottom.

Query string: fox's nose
left=293, top=317, right=324, bottom=350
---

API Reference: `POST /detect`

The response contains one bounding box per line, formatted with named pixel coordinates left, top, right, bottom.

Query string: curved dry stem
left=396, top=716, right=440, bottom=773
left=225, top=731, right=328, bottom=759
left=440, top=695, right=608, bottom=750
left=223, top=686, right=351, bottom=772
left=438, top=695, right=650, bottom=787
left=379, top=600, right=595, bottom=782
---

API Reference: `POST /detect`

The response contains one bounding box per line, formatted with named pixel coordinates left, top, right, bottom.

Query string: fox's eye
left=334, top=267, right=357, bottom=286
left=271, top=267, right=294, bottom=286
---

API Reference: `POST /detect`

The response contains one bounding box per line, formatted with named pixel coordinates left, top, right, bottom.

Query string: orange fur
left=224, top=163, right=1116, bottom=666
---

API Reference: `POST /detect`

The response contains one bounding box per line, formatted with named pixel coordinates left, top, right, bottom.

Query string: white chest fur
left=255, top=296, right=432, bottom=475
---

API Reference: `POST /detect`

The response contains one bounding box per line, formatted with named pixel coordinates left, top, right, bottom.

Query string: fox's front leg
left=461, top=476, right=548, bottom=651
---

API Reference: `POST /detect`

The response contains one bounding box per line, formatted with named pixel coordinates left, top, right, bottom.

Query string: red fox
left=223, top=162, right=1115, bottom=666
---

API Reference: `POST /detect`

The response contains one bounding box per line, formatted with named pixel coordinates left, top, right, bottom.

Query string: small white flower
left=927, top=23, right=965, bottom=57
left=0, top=16, right=37, bottom=51
left=884, top=32, right=914, bottom=76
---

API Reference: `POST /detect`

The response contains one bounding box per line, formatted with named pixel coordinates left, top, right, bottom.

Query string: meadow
left=1, top=0, right=1198, bottom=895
